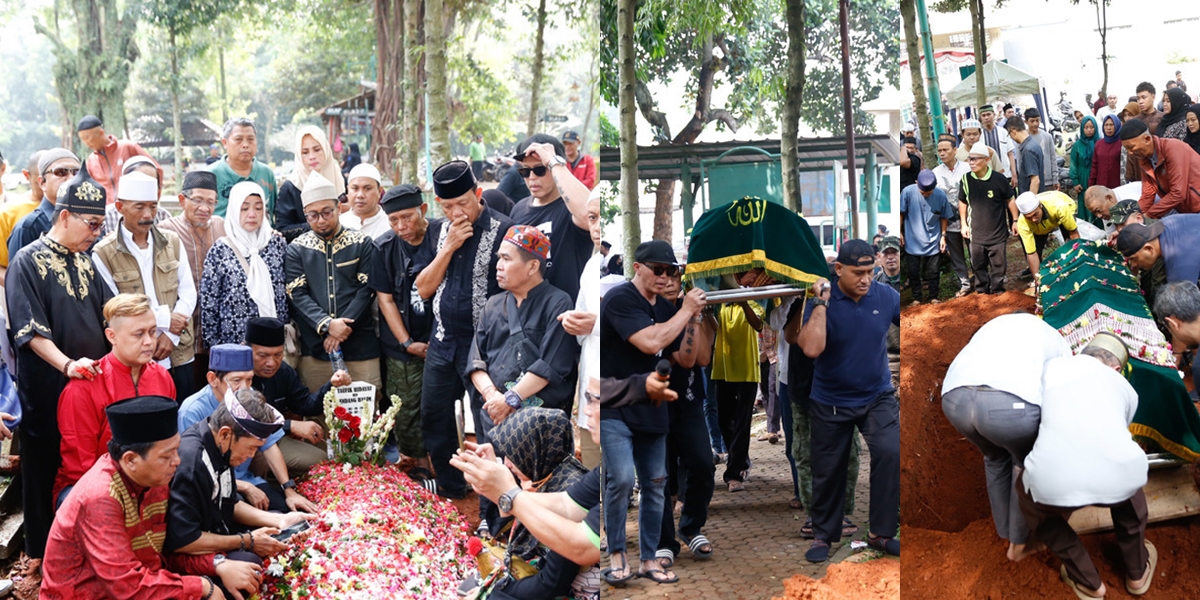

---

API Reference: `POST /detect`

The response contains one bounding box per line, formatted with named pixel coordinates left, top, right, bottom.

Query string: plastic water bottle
left=329, top=348, right=347, bottom=375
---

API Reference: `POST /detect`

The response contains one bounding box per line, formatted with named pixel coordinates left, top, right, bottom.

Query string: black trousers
left=170, top=363, right=196, bottom=401
left=659, top=398, right=716, bottom=553
left=904, top=253, right=941, bottom=301
left=970, top=240, right=1008, bottom=294
left=716, top=380, right=757, bottom=483
left=809, top=391, right=900, bottom=545
left=20, top=427, right=60, bottom=558
left=420, top=347, right=476, bottom=499
left=944, top=230, right=970, bottom=284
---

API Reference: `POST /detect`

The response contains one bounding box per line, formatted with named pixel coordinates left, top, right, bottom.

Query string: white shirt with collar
left=340, top=209, right=391, bottom=241
left=942, top=313, right=1070, bottom=405
left=93, top=222, right=197, bottom=369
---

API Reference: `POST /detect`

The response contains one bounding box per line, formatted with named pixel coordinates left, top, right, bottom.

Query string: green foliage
left=447, top=50, right=521, bottom=150
left=599, top=111, right=619, bottom=146
left=127, top=28, right=213, bottom=140
left=0, top=19, right=62, bottom=165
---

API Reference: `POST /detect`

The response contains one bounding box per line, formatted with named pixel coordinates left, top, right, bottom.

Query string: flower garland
left=1057, top=303, right=1175, bottom=368
left=253, top=462, right=474, bottom=599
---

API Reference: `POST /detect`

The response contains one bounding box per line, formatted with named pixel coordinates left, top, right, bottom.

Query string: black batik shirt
left=165, top=420, right=239, bottom=552
left=284, top=225, right=379, bottom=361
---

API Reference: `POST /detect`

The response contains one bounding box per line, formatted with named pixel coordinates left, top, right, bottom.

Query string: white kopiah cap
left=1016, top=192, right=1040, bottom=214
left=117, top=171, right=159, bottom=202
left=968, top=142, right=990, bottom=158
left=347, top=163, right=382, bottom=185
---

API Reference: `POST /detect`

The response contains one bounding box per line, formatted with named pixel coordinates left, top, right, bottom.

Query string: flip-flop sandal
left=1060, top=565, right=1104, bottom=600
left=800, top=517, right=814, bottom=539
left=841, top=517, right=859, bottom=537
left=866, top=535, right=900, bottom=556
left=788, top=497, right=803, bottom=510
left=655, top=549, right=675, bottom=569
left=805, top=540, right=831, bottom=563
left=602, top=554, right=634, bottom=587
left=679, top=533, right=714, bottom=560
left=1126, top=540, right=1157, bottom=596
left=637, top=569, right=679, bottom=584
left=727, top=480, right=745, bottom=493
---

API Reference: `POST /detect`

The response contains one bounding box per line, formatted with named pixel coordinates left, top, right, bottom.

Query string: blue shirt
left=1017, top=136, right=1045, bottom=194
left=804, top=279, right=900, bottom=407
left=178, top=386, right=285, bottom=488
left=1160, top=213, right=1200, bottom=284
left=7, top=199, right=53, bottom=262
left=900, top=185, right=954, bottom=257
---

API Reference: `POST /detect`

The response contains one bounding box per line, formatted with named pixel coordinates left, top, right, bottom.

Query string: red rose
left=467, top=536, right=484, bottom=557
left=349, top=415, right=361, bottom=428
left=338, top=427, right=353, bottom=443
left=334, top=406, right=350, bottom=420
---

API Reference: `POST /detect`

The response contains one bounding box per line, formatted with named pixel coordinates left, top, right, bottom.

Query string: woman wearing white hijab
left=275, top=125, right=347, bottom=241
left=200, top=181, right=288, bottom=347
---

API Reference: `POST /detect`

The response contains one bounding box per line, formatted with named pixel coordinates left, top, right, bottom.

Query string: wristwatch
left=547, top=155, right=568, bottom=169
left=399, top=338, right=414, bottom=351
left=282, top=479, right=297, bottom=490
left=811, top=298, right=829, bottom=308
left=504, top=390, right=523, bottom=409
left=213, top=553, right=226, bottom=568
left=498, top=486, right=523, bottom=513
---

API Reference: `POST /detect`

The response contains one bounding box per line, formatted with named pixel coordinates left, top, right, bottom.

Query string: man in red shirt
left=562, top=131, right=597, bottom=190
left=42, top=395, right=257, bottom=599
left=54, top=293, right=176, bottom=506
left=77, top=115, right=159, bottom=203
left=1120, top=119, right=1200, bottom=218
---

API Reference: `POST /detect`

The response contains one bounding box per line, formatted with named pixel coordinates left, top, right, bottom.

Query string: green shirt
left=208, top=158, right=278, bottom=220
left=468, top=141, right=486, bottom=162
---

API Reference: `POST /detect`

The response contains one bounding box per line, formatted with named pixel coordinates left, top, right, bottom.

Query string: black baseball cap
left=1115, top=220, right=1165, bottom=257
left=514, top=134, right=566, bottom=161
left=836, top=239, right=876, bottom=267
left=634, top=239, right=678, bottom=266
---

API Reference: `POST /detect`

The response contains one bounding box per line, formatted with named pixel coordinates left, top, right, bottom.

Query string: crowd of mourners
left=0, top=116, right=606, bottom=599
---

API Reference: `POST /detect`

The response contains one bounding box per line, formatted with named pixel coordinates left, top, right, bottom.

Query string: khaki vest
left=93, top=225, right=196, bottom=368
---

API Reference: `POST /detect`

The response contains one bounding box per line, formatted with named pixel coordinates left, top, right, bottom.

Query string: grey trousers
left=942, top=386, right=1040, bottom=544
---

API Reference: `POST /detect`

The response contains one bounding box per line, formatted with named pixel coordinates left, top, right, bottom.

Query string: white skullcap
left=968, top=142, right=990, bottom=158
left=961, top=118, right=982, bottom=131
left=347, top=163, right=382, bottom=185
left=1016, top=192, right=1040, bottom=214
left=117, top=171, right=159, bottom=202
left=300, top=171, right=338, bottom=207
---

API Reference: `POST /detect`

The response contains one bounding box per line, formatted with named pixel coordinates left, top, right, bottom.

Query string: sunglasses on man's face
left=518, top=165, right=550, bottom=179
left=647, top=264, right=679, bottom=277
left=47, top=167, right=81, bottom=178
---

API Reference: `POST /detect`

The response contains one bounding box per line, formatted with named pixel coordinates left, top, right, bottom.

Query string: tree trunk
left=781, top=0, right=806, bottom=213
left=219, top=44, right=228, bottom=124
left=526, top=0, right=548, bottom=137
left=373, top=0, right=402, bottom=177
left=1098, top=0, right=1108, bottom=99
left=969, top=0, right=986, bottom=109
left=402, top=0, right=422, bottom=183
left=618, top=0, right=640, bottom=264
left=425, top=0, right=450, bottom=168
left=901, top=0, right=931, bottom=151
left=169, top=25, right=183, bottom=192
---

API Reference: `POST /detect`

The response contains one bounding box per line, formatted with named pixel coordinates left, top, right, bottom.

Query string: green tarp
left=1040, top=240, right=1200, bottom=461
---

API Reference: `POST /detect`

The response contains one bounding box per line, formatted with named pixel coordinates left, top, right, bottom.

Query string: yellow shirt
left=711, top=301, right=765, bottom=383
left=1017, top=191, right=1078, bottom=255
left=0, top=198, right=39, bottom=267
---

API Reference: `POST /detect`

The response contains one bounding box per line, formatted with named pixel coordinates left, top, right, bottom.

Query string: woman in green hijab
left=1069, top=115, right=1101, bottom=225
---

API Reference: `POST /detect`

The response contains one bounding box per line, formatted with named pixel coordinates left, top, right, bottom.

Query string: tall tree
left=617, top=0, right=640, bottom=261
left=374, top=0, right=406, bottom=179
left=34, top=0, right=140, bottom=156
left=900, top=0, right=932, bottom=152
left=425, top=0, right=450, bottom=167
left=526, top=0, right=549, bottom=137
left=781, top=0, right=805, bottom=213
left=933, top=0, right=990, bottom=108
left=401, top=0, right=423, bottom=183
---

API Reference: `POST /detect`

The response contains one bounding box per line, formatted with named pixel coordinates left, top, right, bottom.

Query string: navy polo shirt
left=803, top=279, right=900, bottom=407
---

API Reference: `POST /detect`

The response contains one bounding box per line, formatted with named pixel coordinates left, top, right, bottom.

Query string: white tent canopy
left=944, top=61, right=1042, bottom=108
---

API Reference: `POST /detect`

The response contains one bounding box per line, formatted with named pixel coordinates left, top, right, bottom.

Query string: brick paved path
left=606, top=413, right=875, bottom=600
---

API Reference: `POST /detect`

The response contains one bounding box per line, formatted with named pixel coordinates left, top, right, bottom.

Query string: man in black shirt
left=899, top=137, right=922, bottom=190
left=599, top=240, right=705, bottom=585
left=508, top=134, right=593, bottom=302
left=959, top=142, right=1019, bottom=294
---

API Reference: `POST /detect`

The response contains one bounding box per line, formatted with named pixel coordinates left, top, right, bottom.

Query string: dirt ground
left=771, top=559, right=900, bottom=600
left=900, top=290, right=1200, bottom=598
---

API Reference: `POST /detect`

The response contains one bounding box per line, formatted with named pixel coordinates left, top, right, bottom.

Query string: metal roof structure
left=597, top=134, right=901, bottom=181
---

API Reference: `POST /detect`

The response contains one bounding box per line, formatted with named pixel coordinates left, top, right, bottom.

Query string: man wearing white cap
left=1015, top=190, right=1081, bottom=277
left=955, top=119, right=1004, bottom=175
left=93, top=171, right=199, bottom=397
left=959, top=142, right=1019, bottom=294
left=284, top=171, right=382, bottom=395
left=339, top=163, right=390, bottom=240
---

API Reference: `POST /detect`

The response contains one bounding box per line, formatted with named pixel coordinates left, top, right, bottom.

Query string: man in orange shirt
left=77, top=115, right=159, bottom=203
left=0, top=151, right=44, bottom=278
left=1120, top=119, right=1200, bottom=218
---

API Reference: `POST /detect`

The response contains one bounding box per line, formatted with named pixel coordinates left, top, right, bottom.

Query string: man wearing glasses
left=509, top=134, right=594, bottom=302
left=959, top=142, right=1019, bottom=295
left=160, top=171, right=228, bottom=382
left=6, top=165, right=113, bottom=575
left=284, top=171, right=382, bottom=395
left=8, top=148, right=80, bottom=260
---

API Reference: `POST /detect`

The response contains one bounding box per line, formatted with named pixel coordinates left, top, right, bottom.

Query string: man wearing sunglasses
left=284, top=171, right=382, bottom=398
left=8, top=148, right=80, bottom=262
left=6, top=164, right=113, bottom=575
left=509, top=134, right=594, bottom=302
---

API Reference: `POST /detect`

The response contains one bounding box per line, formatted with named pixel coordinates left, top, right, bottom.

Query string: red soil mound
left=900, top=291, right=1036, bottom=532
left=772, top=559, right=899, bottom=600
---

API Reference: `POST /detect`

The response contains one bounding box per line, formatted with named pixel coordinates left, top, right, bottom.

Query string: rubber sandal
left=727, top=480, right=745, bottom=493
left=602, top=554, right=634, bottom=587
left=800, top=517, right=814, bottom=539
left=637, top=568, right=679, bottom=584
left=1126, top=540, right=1157, bottom=596
left=866, top=535, right=900, bottom=556
left=805, top=540, right=831, bottom=563
left=679, top=533, right=713, bottom=560
left=788, top=497, right=803, bottom=510
left=1060, top=564, right=1104, bottom=599
left=841, top=517, right=859, bottom=537
left=655, top=549, right=675, bottom=569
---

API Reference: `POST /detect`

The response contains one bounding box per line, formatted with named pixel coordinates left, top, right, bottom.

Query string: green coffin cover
left=685, top=196, right=829, bottom=287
